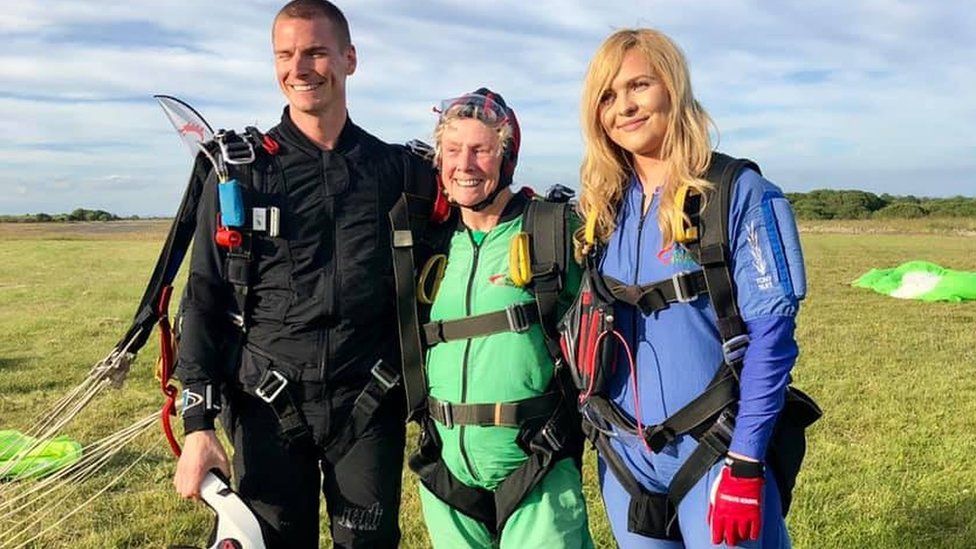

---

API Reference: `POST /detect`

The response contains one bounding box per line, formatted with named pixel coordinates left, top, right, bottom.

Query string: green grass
left=1, top=220, right=975, bottom=547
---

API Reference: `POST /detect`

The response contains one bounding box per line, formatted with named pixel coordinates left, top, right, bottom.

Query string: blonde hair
left=578, top=28, right=715, bottom=258
left=433, top=104, right=514, bottom=165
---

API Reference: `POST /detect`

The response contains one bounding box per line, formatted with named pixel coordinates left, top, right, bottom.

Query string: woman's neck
left=459, top=188, right=514, bottom=232
left=632, top=154, right=668, bottom=196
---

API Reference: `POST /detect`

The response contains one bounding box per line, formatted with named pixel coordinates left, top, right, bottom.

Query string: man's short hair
left=276, top=0, right=351, bottom=48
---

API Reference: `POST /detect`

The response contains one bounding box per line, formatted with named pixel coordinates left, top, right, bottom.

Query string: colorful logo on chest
left=657, top=244, right=698, bottom=269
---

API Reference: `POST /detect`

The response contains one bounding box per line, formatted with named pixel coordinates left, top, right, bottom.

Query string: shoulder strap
left=688, top=152, right=760, bottom=353
left=524, top=199, right=570, bottom=362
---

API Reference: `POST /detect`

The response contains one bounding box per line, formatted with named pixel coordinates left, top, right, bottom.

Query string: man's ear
left=345, top=44, right=357, bottom=76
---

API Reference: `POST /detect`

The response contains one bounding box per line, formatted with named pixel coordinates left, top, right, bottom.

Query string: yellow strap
left=417, top=254, right=447, bottom=305
left=672, top=185, right=700, bottom=244
left=509, top=233, right=533, bottom=287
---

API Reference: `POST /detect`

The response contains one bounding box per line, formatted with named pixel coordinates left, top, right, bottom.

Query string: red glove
left=708, top=458, right=764, bottom=546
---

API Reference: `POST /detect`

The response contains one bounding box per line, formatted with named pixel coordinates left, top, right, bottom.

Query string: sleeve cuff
left=182, top=413, right=217, bottom=434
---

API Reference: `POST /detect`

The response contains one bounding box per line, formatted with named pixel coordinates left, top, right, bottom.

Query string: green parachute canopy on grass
left=0, top=430, right=83, bottom=479
left=853, top=261, right=976, bottom=302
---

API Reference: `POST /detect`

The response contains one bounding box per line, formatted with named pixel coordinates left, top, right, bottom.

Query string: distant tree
left=874, top=203, right=928, bottom=219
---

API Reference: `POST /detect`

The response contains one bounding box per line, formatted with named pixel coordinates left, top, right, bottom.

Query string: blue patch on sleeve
left=767, top=196, right=807, bottom=300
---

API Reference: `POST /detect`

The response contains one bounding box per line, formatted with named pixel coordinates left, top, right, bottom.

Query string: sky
left=1, top=0, right=974, bottom=216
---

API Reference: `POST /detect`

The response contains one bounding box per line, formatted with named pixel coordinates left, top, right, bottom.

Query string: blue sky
left=1, top=0, right=973, bottom=215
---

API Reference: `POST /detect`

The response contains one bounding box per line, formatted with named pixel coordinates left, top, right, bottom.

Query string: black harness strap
left=523, top=200, right=569, bottom=362
left=422, top=302, right=539, bottom=347
left=603, top=271, right=709, bottom=315
left=427, top=392, right=559, bottom=428
left=691, top=154, right=760, bottom=343
left=322, top=360, right=401, bottom=463
left=390, top=194, right=429, bottom=422
left=666, top=408, right=735, bottom=509
left=584, top=420, right=682, bottom=540
left=117, top=151, right=212, bottom=354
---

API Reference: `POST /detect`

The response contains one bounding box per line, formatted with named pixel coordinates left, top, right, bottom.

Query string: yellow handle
left=417, top=254, right=448, bottom=305
left=584, top=211, right=597, bottom=246
left=672, top=185, right=700, bottom=244
left=509, top=233, right=533, bottom=287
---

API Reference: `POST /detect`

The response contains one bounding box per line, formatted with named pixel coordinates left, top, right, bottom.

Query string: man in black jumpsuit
left=172, top=1, right=430, bottom=546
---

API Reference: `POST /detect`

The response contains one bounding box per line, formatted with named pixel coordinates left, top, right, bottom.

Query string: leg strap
left=322, top=360, right=401, bottom=463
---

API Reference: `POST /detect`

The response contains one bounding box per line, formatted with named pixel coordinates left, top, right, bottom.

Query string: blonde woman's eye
left=599, top=91, right=615, bottom=106
left=632, top=80, right=650, bottom=91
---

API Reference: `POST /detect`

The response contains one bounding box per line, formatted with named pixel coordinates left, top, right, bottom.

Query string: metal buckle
left=722, top=334, right=750, bottom=364
left=215, top=130, right=256, bottom=165
left=439, top=401, right=454, bottom=429
left=671, top=271, right=696, bottom=303
left=255, top=370, right=288, bottom=403
left=505, top=304, right=531, bottom=333
left=370, top=360, right=400, bottom=391
left=540, top=424, right=563, bottom=452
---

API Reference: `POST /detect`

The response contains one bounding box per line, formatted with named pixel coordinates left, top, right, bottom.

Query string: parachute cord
left=0, top=415, right=156, bottom=546
left=3, top=440, right=153, bottom=549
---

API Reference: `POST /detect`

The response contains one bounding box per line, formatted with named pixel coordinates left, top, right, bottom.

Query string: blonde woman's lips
left=618, top=117, right=648, bottom=131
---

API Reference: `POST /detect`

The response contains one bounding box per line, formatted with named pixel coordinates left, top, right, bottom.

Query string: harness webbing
left=523, top=200, right=569, bottom=361
left=603, top=270, right=709, bottom=315
left=427, top=392, right=560, bottom=428
left=422, top=302, right=539, bottom=347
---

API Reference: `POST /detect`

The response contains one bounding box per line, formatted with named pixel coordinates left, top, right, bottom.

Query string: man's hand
left=708, top=457, right=764, bottom=546
left=174, top=430, right=230, bottom=500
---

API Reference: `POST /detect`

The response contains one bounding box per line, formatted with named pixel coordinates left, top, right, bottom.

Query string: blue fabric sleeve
left=725, top=169, right=805, bottom=458
left=728, top=169, right=806, bottom=320
left=728, top=316, right=798, bottom=459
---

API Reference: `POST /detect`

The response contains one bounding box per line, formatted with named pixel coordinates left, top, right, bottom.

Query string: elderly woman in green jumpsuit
left=412, top=88, right=593, bottom=548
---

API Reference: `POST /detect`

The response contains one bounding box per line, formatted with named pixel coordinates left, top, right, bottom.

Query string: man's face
left=273, top=16, right=356, bottom=116
left=439, top=118, right=504, bottom=208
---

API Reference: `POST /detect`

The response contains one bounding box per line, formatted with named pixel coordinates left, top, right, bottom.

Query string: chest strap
left=603, top=270, right=709, bottom=315
left=422, top=302, right=538, bottom=348
left=427, top=392, right=560, bottom=429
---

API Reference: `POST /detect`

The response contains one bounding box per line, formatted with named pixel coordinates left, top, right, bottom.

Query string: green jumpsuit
left=418, top=196, right=594, bottom=548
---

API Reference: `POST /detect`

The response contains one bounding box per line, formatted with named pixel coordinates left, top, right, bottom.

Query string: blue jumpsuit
left=596, top=169, right=807, bottom=548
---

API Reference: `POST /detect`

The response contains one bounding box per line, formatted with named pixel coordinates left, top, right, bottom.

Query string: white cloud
left=0, top=0, right=973, bottom=214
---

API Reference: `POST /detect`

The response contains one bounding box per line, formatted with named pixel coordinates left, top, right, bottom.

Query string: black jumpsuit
left=176, top=107, right=432, bottom=548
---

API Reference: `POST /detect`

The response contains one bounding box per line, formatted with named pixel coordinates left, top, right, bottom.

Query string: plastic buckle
left=644, top=424, right=675, bottom=453
left=215, top=130, right=256, bottom=165
left=506, top=304, right=531, bottom=334
left=370, top=360, right=400, bottom=391
left=255, top=370, right=288, bottom=404
left=722, top=334, right=750, bottom=364
left=439, top=401, right=454, bottom=429
left=671, top=271, right=696, bottom=303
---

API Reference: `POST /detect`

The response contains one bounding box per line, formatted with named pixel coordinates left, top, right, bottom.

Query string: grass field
left=1, top=219, right=975, bottom=548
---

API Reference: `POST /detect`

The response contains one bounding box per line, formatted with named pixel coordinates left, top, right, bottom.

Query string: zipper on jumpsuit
left=458, top=229, right=481, bottom=482
left=633, top=190, right=669, bottom=420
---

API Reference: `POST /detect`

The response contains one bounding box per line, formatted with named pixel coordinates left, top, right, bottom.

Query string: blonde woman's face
left=438, top=118, right=503, bottom=208
left=598, top=49, right=671, bottom=159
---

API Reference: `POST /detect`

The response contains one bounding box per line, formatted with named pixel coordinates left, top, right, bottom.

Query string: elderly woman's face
left=598, top=49, right=671, bottom=159
left=438, top=118, right=504, bottom=208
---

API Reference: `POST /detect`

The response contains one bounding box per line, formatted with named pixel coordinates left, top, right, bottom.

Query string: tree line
left=0, top=208, right=127, bottom=223
left=3, top=191, right=975, bottom=223
left=784, top=190, right=976, bottom=220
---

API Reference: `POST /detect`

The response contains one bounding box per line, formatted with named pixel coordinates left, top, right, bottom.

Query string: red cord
left=609, top=330, right=652, bottom=453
